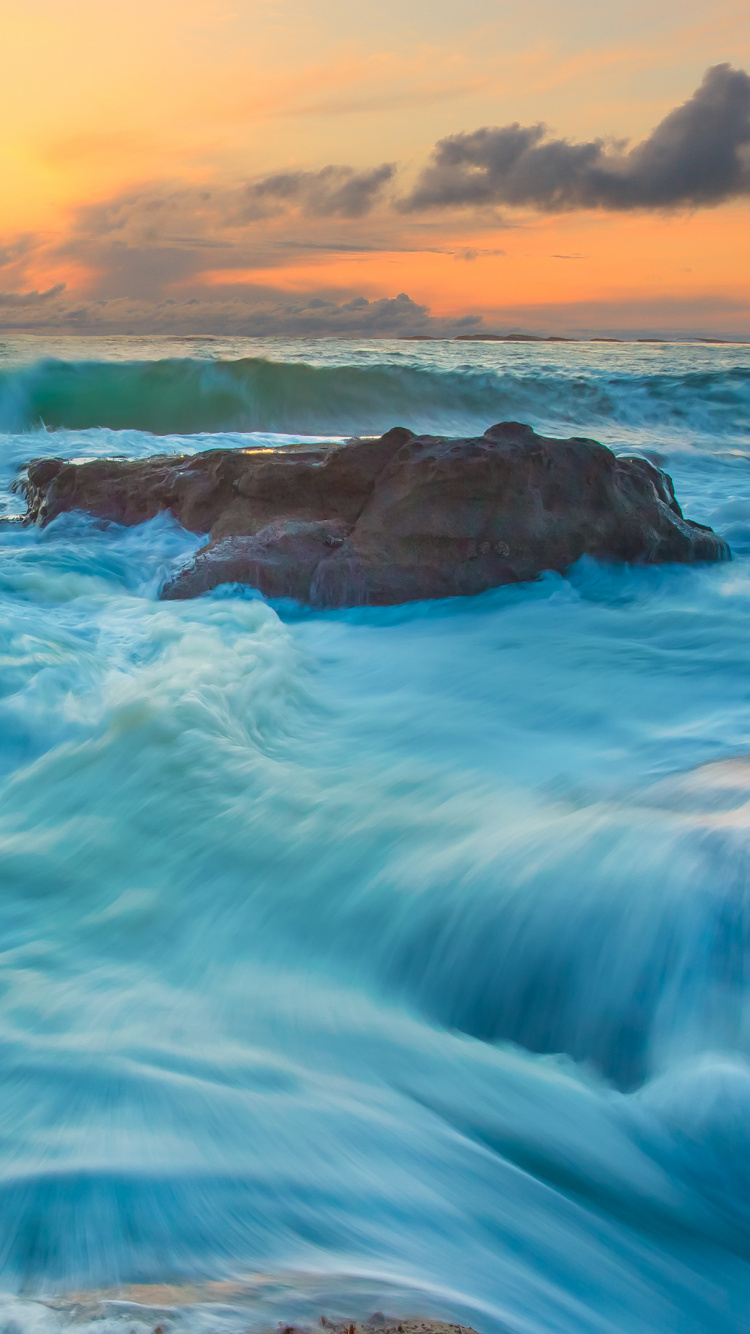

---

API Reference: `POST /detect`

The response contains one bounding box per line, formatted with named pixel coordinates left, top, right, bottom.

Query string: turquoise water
left=2, top=337, right=750, bottom=1332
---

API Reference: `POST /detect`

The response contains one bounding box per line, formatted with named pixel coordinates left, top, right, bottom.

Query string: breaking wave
left=1, top=353, right=749, bottom=440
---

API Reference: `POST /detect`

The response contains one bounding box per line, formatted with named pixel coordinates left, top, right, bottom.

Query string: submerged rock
left=42, top=1291, right=480, bottom=1334
left=18, top=422, right=729, bottom=606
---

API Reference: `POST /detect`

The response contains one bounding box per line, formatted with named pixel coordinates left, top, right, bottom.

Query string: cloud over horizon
left=1, top=64, right=750, bottom=336
left=1, top=282, right=747, bottom=341
left=0, top=280, right=485, bottom=338
left=403, top=64, right=750, bottom=212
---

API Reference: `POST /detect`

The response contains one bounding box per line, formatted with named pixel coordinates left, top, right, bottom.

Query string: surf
left=1, top=336, right=750, bottom=1331
left=0, top=346, right=749, bottom=441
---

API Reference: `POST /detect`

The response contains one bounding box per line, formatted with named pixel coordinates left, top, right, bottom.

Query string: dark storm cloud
left=402, top=64, right=750, bottom=211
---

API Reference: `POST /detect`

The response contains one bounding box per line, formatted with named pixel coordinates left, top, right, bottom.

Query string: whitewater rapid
left=2, top=337, right=750, bottom=1333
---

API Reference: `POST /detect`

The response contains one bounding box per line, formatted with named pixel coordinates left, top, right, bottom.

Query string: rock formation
left=17, top=422, right=729, bottom=606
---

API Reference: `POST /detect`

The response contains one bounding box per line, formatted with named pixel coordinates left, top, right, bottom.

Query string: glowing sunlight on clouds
left=1, top=0, right=749, bottom=336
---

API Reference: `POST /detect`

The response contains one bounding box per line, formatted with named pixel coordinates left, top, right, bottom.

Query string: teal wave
left=1, top=355, right=749, bottom=436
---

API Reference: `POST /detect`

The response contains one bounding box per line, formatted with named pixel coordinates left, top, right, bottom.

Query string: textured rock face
left=19, top=422, right=729, bottom=606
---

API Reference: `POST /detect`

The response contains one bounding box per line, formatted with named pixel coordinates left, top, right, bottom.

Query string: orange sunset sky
left=2, top=0, right=750, bottom=337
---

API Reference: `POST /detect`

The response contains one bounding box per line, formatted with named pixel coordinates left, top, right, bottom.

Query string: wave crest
left=1, top=355, right=749, bottom=438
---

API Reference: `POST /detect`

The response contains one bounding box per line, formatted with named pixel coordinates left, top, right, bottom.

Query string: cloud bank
left=1, top=65, right=750, bottom=335
left=403, top=64, right=750, bottom=211
left=0, top=283, right=482, bottom=338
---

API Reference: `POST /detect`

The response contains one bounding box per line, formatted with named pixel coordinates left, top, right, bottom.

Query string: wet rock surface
left=18, top=422, right=729, bottom=606
left=40, top=1285, right=483, bottom=1334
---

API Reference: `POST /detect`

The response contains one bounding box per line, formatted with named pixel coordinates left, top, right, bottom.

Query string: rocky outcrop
left=18, top=422, right=729, bottom=606
left=45, top=1288, right=480, bottom=1334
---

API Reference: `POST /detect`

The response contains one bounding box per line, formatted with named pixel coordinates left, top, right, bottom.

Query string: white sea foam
left=1, top=340, right=750, bottom=1331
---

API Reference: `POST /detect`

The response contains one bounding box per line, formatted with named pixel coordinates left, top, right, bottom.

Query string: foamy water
left=2, top=336, right=750, bottom=1333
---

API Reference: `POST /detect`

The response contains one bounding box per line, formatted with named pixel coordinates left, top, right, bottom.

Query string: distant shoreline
left=400, top=334, right=749, bottom=344
left=1, top=331, right=748, bottom=345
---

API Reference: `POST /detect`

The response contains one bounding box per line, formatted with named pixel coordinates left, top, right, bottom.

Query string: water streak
left=1, top=339, right=750, bottom=1332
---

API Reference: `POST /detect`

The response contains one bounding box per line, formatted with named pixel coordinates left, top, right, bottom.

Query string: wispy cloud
left=0, top=284, right=66, bottom=307
left=242, top=163, right=396, bottom=218
left=452, top=247, right=506, bottom=260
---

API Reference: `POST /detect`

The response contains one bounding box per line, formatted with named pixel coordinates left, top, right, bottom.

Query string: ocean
left=1, top=335, right=750, bottom=1333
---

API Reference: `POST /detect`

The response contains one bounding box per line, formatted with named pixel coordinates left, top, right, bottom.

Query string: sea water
left=1, top=336, right=750, bottom=1333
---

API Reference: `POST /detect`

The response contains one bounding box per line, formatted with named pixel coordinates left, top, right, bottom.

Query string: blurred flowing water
left=2, top=336, right=750, bottom=1333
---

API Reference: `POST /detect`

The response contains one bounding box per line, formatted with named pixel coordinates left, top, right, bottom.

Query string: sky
left=1, top=0, right=750, bottom=337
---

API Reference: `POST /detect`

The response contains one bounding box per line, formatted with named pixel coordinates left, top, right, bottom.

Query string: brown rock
left=17, top=422, right=729, bottom=607
left=42, top=1288, right=481, bottom=1334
